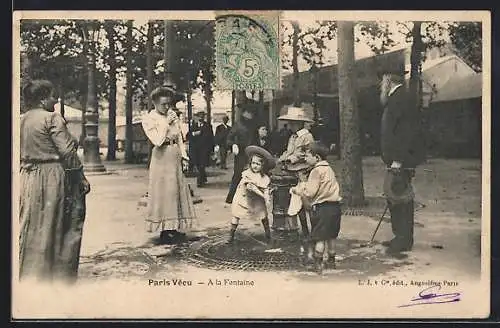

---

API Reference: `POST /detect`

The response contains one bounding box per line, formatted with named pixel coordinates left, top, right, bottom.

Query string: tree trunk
left=291, top=21, right=301, bottom=107
left=203, top=69, right=212, bottom=123
left=58, top=84, right=65, bottom=119
left=146, top=20, right=154, bottom=167
left=163, top=20, right=176, bottom=85
left=234, top=90, right=246, bottom=124
left=80, top=42, right=88, bottom=145
left=146, top=20, right=154, bottom=112
left=312, top=66, right=319, bottom=122
left=258, top=90, right=264, bottom=126
left=409, top=21, right=427, bottom=162
left=269, top=90, right=276, bottom=131
left=20, top=53, right=31, bottom=112
left=124, top=20, right=134, bottom=164
left=186, top=72, right=193, bottom=123
left=337, top=21, right=365, bottom=207
left=106, top=22, right=118, bottom=161
left=410, top=22, right=423, bottom=111
left=231, top=90, right=236, bottom=125
left=205, top=94, right=212, bottom=123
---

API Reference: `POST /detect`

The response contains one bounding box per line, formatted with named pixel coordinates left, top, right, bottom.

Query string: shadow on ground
left=78, top=231, right=412, bottom=282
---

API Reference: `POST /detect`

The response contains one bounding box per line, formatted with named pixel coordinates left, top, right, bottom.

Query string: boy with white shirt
left=290, top=142, right=342, bottom=274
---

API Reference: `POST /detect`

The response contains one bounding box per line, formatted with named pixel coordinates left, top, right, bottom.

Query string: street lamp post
left=81, top=22, right=106, bottom=173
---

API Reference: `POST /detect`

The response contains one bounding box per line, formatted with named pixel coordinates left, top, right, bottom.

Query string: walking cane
left=369, top=203, right=389, bottom=243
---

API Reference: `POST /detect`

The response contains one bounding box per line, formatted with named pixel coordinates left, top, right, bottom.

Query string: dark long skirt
left=19, top=162, right=86, bottom=283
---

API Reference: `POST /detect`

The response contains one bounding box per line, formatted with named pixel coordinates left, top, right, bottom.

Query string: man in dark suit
left=379, top=67, right=425, bottom=255
left=225, top=102, right=257, bottom=204
left=214, top=115, right=231, bottom=169
left=187, top=111, right=215, bottom=187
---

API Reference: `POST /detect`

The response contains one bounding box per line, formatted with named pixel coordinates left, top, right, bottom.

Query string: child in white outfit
left=228, top=146, right=276, bottom=244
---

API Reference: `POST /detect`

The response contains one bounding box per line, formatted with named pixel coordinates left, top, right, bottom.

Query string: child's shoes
left=314, top=257, right=324, bottom=275
left=325, top=254, right=336, bottom=270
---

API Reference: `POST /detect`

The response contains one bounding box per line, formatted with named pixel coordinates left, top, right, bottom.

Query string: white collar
left=388, top=83, right=403, bottom=97
left=296, top=128, right=309, bottom=137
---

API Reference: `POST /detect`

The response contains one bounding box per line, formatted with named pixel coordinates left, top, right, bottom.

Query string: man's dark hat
left=236, top=97, right=258, bottom=109
left=238, top=102, right=258, bottom=115
left=236, top=97, right=250, bottom=107
left=245, top=145, right=276, bottom=170
left=377, top=65, right=409, bottom=79
left=195, top=110, right=206, bottom=117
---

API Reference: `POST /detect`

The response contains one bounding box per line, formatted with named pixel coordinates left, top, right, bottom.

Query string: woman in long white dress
left=141, top=86, right=197, bottom=234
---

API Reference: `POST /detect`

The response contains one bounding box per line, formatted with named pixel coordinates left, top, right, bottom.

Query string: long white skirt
left=145, top=144, right=197, bottom=232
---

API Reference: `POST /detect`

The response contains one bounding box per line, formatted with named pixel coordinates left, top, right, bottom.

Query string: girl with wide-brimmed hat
left=228, top=145, right=276, bottom=244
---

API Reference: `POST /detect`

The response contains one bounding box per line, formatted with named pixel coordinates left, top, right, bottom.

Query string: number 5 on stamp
left=215, top=11, right=281, bottom=91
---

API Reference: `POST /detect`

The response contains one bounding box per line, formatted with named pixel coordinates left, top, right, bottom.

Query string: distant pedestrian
left=214, top=115, right=231, bottom=169
left=187, top=111, right=215, bottom=187
left=254, top=125, right=272, bottom=152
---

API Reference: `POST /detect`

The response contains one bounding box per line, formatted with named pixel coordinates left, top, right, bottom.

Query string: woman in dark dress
left=19, top=80, right=90, bottom=283
left=254, top=125, right=272, bottom=153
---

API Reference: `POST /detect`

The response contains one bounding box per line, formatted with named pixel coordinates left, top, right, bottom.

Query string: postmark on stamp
left=214, top=11, right=281, bottom=91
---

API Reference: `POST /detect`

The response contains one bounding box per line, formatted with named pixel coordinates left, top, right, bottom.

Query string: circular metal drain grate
left=174, top=196, right=423, bottom=272
left=175, top=233, right=412, bottom=274
left=178, top=234, right=305, bottom=272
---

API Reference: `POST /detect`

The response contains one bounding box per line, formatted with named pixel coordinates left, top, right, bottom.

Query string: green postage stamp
left=215, top=11, right=281, bottom=91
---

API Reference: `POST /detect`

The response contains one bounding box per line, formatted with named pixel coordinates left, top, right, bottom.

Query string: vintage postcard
left=12, top=10, right=490, bottom=320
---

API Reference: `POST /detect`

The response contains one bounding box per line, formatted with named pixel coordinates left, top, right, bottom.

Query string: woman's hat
left=150, top=81, right=185, bottom=103
left=277, top=106, right=314, bottom=122
left=245, top=145, right=276, bottom=170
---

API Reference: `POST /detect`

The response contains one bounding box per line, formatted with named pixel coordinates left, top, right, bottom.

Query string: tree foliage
left=20, top=20, right=90, bottom=107
left=281, top=20, right=337, bottom=70
left=20, top=19, right=218, bottom=112
left=449, top=22, right=482, bottom=72
left=357, top=21, right=398, bottom=55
